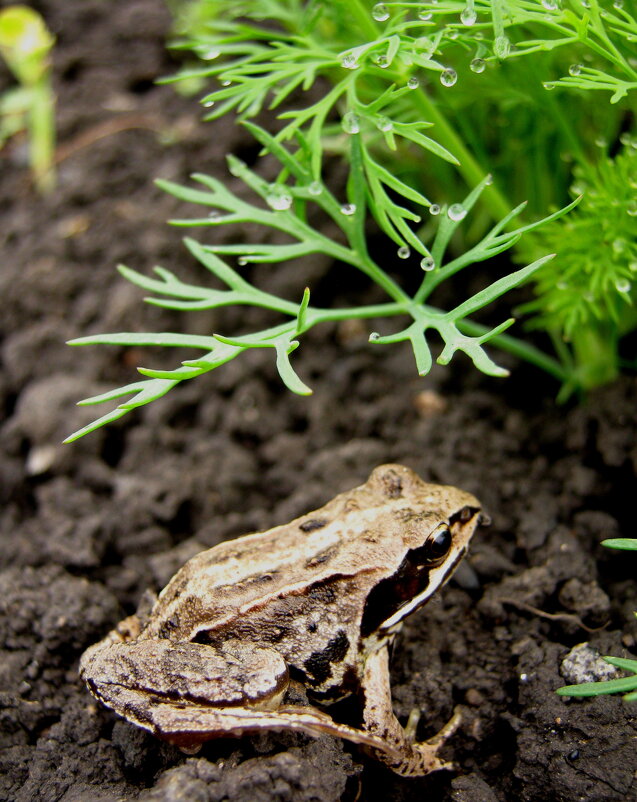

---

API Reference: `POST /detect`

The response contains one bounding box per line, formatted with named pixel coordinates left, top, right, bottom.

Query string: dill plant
left=67, top=0, right=637, bottom=439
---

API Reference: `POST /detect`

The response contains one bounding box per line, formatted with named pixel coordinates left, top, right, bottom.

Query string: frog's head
left=361, top=464, right=482, bottom=639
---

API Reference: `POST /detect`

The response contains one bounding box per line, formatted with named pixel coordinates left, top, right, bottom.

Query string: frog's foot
left=361, top=646, right=462, bottom=777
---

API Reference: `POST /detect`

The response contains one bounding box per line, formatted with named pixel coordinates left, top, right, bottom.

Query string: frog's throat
left=377, top=545, right=468, bottom=635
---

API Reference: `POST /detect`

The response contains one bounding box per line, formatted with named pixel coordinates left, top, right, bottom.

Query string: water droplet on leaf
left=541, top=0, right=559, bottom=9
left=626, top=200, right=637, bottom=216
left=616, top=278, right=631, bottom=293
left=341, top=54, right=359, bottom=70
left=342, top=111, right=360, bottom=134
left=372, top=3, right=390, bottom=21
left=448, top=203, right=467, bottom=222
left=420, top=256, right=436, bottom=271
left=340, top=203, right=357, bottom=216
left=266, top=188, right=293, bottom=211
left=429, top=204, right=441, bottom=215
left=460, top=6, right=477, bottom=25
left=440, top=68, right=457, bottom=87
left=470, top=57, right=486, bottom=73
left=397, top=246, right=411, bottom=259
left=407, top=76, right=420, bottom=89
left=376, top=54, right=390, bottom=68
left=418, top=11, right=433, bottom=21
left=376, top=116, right=394, bottom=132
left=308, top=181, right=322, bottom=196
left=568, top=64, right=582, bottom=76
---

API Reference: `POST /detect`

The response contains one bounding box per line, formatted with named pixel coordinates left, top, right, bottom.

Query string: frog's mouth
left=361, top=506, right=480, bottom=639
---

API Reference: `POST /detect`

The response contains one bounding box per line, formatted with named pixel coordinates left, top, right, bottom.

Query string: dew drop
left=376, top=54, right=390, bottom=69
left=595, top=136, right=607, bottom=148
left=369, top=331, right=381, bottom=342
left=448, top=203, right=467, bottom=221
left=543, top=81, right=556, bottom=91
left=420, top=256, right=436, bottom=271
left=470, top=57, right=486, bottom=73
left=221, top=79, right=232, bottom=87
left=308, top=181, right=323, bottom=196
left=568, top=64, right=582, bottom=76
left=541, top=0, right=559, bottom=9
left=340, top=203, right=357, bottom=216
left=341, top=53, right=359, bottom=70
left=238, top=256, right=249, bottom=266
left=616, top=278, right=631, bottom=293
left=342, top=111, right=360, bottom=134
left=266, top=189, right=293, bottom=211
left=461, top=6, right=477, bottom=25
left=626, top=200, right=637, bottom=216
left=372, top=3, right=390, bottom=21
left=429, top=203, right=441, bottom=215
left=418, top=11, right=433, bottom=21
left=494, top=35, right=511, bottom=58
left=208, top=210, right=221, bottom=219
left=203, top=100, right=215, bottom=108
left=447, top=29, right=459, bottom=40
left=201, top=48, right=220, bottom=60
left=440, top=68, right=457, bottom=87
left=485, top=173, right=493, bottom=185
left=376, top=116, right=394, bottom=132
left=612, top=238, right=626, bottom=254
left=407, top=76, right=420, bottom=89
left=613, top=0, right=624, bottom=8
left=397, top=246, right=411, bottom=259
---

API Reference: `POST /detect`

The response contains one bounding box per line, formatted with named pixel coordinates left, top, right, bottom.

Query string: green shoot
left=65, top=127, right=575, bottom=442
left=0, top=5, right=56, bottom=193
left=557, top=537, right=637, bottom=701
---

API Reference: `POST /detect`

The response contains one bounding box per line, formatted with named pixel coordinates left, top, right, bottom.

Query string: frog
left=80, top=464, right=481, bottom=776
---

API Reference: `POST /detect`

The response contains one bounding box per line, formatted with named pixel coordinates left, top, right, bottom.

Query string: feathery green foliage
left=67, top=0, right=637, bottom=438
left=65, top=127, right=574, bottom=442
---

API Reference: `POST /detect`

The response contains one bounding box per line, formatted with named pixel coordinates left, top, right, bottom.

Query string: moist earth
left=1, top=2, right=636, bottom=800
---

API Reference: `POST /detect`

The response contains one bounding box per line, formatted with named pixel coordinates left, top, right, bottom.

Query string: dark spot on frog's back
left=157, top=614, right=181, bottom=639
left=299, top=518, right=328, bottom=533
left=304, top=629, right=350, bottom=684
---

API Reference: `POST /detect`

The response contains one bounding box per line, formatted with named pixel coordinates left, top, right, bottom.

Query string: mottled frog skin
left=80, top=464, right=481, bottom=776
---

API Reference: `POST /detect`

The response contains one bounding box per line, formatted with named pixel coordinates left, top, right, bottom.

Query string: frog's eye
left=423, top=526, right=452, bottom=563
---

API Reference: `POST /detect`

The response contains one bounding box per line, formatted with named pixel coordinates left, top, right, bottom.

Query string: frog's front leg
left=360, top=645, right=462, bottom=777
left=80, top=635, right=400, bottom=756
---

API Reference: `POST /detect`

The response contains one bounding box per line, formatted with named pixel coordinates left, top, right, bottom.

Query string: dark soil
left=1, top=2, right=636, bottom=801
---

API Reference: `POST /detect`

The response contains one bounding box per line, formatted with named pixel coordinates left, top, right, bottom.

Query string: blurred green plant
left=557, top=538, right=637, bottom=701
left=520, top=143, right=637, bottom=397
left=0, top=4, right=56, bottom=193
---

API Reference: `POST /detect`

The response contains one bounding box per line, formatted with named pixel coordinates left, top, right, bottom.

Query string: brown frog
left=80, top=464, right=481, bottom=776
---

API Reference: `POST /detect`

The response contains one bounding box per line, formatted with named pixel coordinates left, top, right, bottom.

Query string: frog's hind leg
left=143, top=698, right=404, bottom=756
left=360, top=645, right=462, bottom=777
left=80, top=636, right=398, bottom=757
